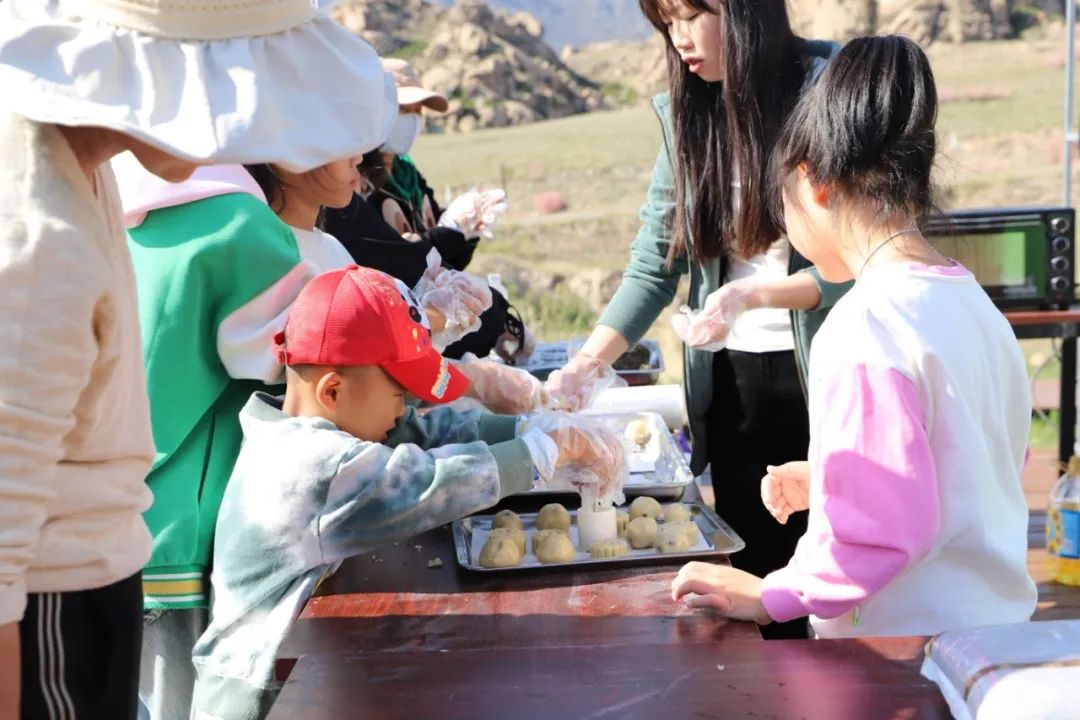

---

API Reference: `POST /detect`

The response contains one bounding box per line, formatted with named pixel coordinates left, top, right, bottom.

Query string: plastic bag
left=413, top=250, right=492, bottom=351
left=438, top=189, right=509, bottom=239
left=453, top=354, right=549, bottom=415
left=521, top=411, right=628, bottom=505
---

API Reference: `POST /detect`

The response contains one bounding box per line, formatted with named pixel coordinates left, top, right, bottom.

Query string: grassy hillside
left=412, top=35, right=1078, bottom=390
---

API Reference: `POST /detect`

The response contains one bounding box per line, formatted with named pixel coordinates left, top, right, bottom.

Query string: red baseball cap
left=274, top=265, right=468, bottom=404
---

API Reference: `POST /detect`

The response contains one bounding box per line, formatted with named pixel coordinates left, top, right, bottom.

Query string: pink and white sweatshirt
left=760, top=261, right=1038, bottom=638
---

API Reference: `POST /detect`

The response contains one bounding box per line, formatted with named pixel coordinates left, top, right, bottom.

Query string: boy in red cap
left=189, top=266, right=624, bottom=720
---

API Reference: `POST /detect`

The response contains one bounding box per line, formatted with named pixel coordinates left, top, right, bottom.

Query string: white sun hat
left=0, top=0, right=398, bottom=172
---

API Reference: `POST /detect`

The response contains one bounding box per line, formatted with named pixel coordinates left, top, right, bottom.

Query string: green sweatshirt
left=597, top=40, right=851, bottom=475
left=129, top=193, right=316, bottom=609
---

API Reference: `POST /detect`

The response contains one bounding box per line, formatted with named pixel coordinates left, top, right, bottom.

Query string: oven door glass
left=932, top=223, right=1046, bottom=306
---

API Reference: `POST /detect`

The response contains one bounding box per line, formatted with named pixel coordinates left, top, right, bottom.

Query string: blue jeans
left=138, top=607, right=208, bottom=720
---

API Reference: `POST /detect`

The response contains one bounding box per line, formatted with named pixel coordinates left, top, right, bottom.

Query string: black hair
left=245, top=164, right=288, bottom=214
left=774, top=35, right=938, bottom=226
left=639, top=0, right=806, bottom=262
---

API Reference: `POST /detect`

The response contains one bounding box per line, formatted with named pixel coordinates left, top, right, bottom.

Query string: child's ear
left=315, top=371, right=342, bottom=413
left=797, top=163, right=831, bottom=210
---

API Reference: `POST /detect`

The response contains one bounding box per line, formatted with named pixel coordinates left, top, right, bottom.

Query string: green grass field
left=413, top=35, right=1079, bottom=442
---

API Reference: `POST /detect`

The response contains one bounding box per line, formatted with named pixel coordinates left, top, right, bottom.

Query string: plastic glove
left=520, top=411, right=628, bottom=504
left=671, top=278, right=756, bottom=351
left=543, top=351, right=624, bottom=412
left=760, top=461, right=810, bottom=525
left=413, top=250, right=492, bottom=351
left=437, top=189, right=509, bottom=239
left=453, top=354, right=550, bottom=415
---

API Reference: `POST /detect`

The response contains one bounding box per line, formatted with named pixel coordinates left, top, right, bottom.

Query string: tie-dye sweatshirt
left=190, top=393, right=534, bottom=720
left=761, top=261, right=1037, bottom=638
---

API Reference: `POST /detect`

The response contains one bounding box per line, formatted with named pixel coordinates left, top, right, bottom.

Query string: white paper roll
left=584, top=384, right=687, bottom=429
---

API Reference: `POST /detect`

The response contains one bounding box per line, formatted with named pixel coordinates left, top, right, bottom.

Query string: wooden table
left=276, top=521, right=760, bottom=680
left=269, top=636, right=946, bottom=719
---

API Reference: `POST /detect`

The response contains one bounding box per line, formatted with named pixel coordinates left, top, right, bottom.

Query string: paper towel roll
left=583, top=384, right=687, bottom=428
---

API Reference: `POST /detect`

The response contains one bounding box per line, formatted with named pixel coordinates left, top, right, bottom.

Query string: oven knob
left=1053, top=235, right=1072, bottom=253
left=1052, top=256, right=1072, bottom=272
left=1052, top=216, right=1072, bottom=233
left=1051, top=276, right=1071, bottom=293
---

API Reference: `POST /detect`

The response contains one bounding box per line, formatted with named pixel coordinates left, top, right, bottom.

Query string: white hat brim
left=0, top=6, right=398, bottom=172
left=396, top=86, right=449, bottom=114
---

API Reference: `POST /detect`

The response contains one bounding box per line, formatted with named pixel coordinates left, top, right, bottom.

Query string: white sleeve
left=0, top=208, right=98, bottom=624
left=216, top=262, right=318, bottom=383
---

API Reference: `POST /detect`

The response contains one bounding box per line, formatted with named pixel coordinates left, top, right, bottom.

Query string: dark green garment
left=597, top=39, right=851, bottom=475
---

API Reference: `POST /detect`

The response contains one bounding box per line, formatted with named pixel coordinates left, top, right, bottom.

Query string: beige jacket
left=0, top=114, right=154, bottom=625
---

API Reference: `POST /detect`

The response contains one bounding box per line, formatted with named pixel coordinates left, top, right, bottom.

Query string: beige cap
left=381, top=57, right=449, bottom=114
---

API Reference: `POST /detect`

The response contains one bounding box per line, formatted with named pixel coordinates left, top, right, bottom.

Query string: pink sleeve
left=760, top=364, right=941, bottom=623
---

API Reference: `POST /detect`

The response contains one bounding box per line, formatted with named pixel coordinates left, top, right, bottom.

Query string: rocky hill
left=334, top=0, right=606, bottom=132
left=437, top=0, right=652, bottom=50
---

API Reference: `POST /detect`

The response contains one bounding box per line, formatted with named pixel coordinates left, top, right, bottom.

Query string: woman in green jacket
left=547, top=0, right=848, bottom=639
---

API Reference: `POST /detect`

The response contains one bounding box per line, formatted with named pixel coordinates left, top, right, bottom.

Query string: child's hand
left=671, top=562, right=771, bottom=625
left=456, top=357, right=549, bottom=415
left=521, top=412, right=628, bottom=500
left=760, top=461, right=810, bottom=525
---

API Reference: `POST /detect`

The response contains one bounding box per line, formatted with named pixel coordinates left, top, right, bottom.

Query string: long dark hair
left=774, top=35, right=937, bottom=225
left=639, top=0, right=806, bottom=262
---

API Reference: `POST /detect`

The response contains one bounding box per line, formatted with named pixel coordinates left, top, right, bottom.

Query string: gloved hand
left=543, top=351, right=624, bottom=412
left=760, top=461, right=810, bottom=525
left=453, top=354, right=549, bottom=415
left=438, top=189, right=509, bottom=240
left=413, top=251, right=492, bottom=351
left=519, top=411, right=628, bottom=503
left=671, top=278, right=758, bottom=351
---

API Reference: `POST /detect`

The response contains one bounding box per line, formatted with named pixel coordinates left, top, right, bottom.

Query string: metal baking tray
left=508, top=339, right=665, bottom=386
left=523, top=412, right=694, bottom=499
left=453, top=502, right=744, bottom=573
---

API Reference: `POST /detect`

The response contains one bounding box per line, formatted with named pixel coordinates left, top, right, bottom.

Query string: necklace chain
left=858, top=227, right=922, bottom=278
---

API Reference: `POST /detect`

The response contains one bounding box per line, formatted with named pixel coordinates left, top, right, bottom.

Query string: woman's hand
left=671, top=562, right=772, bottom=624
left=760, top=461, right=810, bottom=525
left=544, top=352, right=619, bottom=412
left=671, top=277, right=761, bottom=351
left=521, top=412, right=628, bottom=500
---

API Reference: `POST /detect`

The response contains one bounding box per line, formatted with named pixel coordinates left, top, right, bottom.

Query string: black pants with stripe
left=707, top=349, right=811, bottom=640
left=18, top=572, right=143, bottom=720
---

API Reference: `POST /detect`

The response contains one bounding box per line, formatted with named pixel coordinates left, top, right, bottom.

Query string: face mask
left=383, top=113, right=422, bottom=156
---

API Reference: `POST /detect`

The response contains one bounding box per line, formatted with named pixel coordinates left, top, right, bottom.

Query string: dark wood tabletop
left=277, top=520, right=759, bottom=680
left=268, top=636, right=947, bottom=720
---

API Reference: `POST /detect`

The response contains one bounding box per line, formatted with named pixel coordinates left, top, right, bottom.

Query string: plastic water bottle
left=1047, top=456, right=1080, bottom=586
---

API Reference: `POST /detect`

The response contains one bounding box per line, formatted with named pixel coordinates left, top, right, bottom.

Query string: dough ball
left=479, top=533, right=523, bottom=567
left=590, top=538, right=630, bottom=559
left=629, top=496, right=662, bottom=521
left=616, top=510, right=630, bottom=538
left=488, top=527, right=526, bottom=555
left=669, top=520, right=699, bottom=547
left=626, top=516, right=658, bottom=549
left=531, top=528, right=569, bottom=555
left=533, top=529, right=576, bottom=564
left=536, top=503, right=571, bottom=533
left=656, top=524, right=694, bottom=554
left=624, top=419, right=653, bottom=448
left=663, top=503, right=691, bottom=524
left=492, top=509, right=524, bottom=532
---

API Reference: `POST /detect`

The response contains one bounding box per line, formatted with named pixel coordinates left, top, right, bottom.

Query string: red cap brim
left=381, top=351, right=469, bottom=405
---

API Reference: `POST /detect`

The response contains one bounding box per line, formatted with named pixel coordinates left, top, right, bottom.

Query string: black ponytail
left=774, top=35, right=938, bottom=226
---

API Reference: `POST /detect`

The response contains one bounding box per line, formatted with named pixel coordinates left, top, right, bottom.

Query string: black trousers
left=707, top=349, right=810, bottom=640
left=18, top=572, right=143, bottom=720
